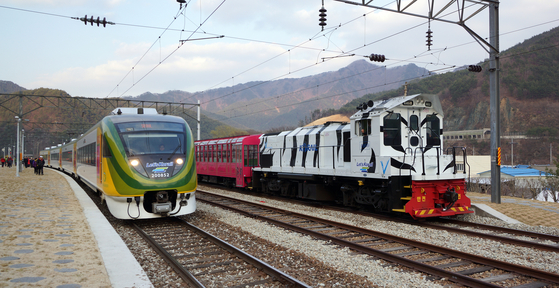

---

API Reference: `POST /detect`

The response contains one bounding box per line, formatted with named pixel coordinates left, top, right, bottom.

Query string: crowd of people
left=0, top=155, right=44, bottom=174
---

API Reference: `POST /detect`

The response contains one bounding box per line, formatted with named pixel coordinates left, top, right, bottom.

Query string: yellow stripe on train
left=450, top=207, right=469, bottom=212
left=415, top=209, right=435, bottom=215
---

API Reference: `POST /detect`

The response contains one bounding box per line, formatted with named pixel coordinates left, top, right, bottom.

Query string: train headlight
left=172, top=157, right=185, bottom=176
left=129, top=158, right=149, bottom=178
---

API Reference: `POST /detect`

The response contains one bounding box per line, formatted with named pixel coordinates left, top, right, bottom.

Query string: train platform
left=0, top=166, right=153, bottom=288
left=468, top=191, right=559, bottom=228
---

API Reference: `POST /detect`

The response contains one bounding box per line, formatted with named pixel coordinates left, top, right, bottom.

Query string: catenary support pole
left=489, top=2, right=501, bottom=204
left=197, top=100, right=201, bottom=141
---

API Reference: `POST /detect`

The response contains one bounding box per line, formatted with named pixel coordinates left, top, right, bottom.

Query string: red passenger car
left=195, top=134, right=260, bottom=188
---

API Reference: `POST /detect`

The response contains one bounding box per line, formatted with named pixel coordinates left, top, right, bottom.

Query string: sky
left=1, top=0, right=559, bottom=100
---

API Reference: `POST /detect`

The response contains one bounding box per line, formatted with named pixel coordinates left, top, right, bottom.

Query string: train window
left=244, top=145, right=258, bottom=167
left=356, top=119, right=371, bottom=136
left=103, top=135, right=111, bottom=157
left=213, top=145, right=217, bottom=162
left=410, top=115, right=419, bottom=131
left=383, top=113, right=401, bottom=146
left=425, top=114, right=441, bottom=146
left=116, top=122, right=186, bottom=157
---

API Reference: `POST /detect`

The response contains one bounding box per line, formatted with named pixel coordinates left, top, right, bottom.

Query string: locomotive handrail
left=436, top=147, right=440, bottom=175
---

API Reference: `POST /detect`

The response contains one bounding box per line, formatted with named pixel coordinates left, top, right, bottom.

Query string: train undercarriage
left=252, top=172, right=472, bottom=219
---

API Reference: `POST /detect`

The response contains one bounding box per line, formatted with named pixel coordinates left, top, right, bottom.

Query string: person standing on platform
left=7, top=156, right=12, bottom=168
left=1, top=157, right=4, bottom=167
left=37, top=156, right=45, bottom=175
left=32, top=158, right=37, bottom=174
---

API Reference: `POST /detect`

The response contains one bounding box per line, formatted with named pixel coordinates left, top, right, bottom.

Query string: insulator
left=177, top=0, right=186, bottom=9
left=102, top=17, right=107, bottom=27
left=83, top=15, right=88, bottom=25
left=90, top=16, right=94, bottom=26
left=426, top=29, right=433, bottom=50
left=96, top=17, right=100, bottom=26
left=368, top=54, right=386, bottom=62
left=319, top=6, right=327, bottom=29
left=468, top=65, right=482, bottom=72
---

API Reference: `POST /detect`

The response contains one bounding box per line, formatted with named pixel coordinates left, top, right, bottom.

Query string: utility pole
left=197, top=100, right=201, bottom=141
left=488, top=2, right=501, bottom=204
left=15, top=116, right=20, bottom=177
left=510, top=141, right=516, bottom=166
left=334, top=0, right=501, bottom=203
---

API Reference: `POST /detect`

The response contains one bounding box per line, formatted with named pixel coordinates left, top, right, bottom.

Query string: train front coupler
left=442, top=186, right=458, bottom=211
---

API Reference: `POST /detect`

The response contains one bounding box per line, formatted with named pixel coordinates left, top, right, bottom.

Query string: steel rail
left=198, top=190, right=559, bottom=287
left=345, top=209, right=559, bottom=253
left=435, top=218, right=559, bottom=242
left=414, top=220, right=559, bottom=253
left=132, top=218, right=311, bottom=288
left=173, top=218, right=311, bottom=288
left=203, top=184, right=559, bottom=253
left=131, top=222, right=205, bottom=288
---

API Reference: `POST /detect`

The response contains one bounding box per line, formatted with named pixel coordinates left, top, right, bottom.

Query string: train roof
left=195, top=134, right=261, bottom=145
left=110, top=107, right=158, bottom=115
left=350, top=94, right=444, bottom=119
left=106, top=113, right=185, bottom=124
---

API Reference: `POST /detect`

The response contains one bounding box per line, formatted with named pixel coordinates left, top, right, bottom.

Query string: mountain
left=126, top=60, right=430, bottom=131
left=0, top=81, right=26, bottom=94
left=336, top=26, right=559, bottom=165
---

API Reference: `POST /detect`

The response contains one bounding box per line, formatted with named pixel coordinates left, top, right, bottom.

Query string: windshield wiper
left=167, top=140, right=182, bottom=160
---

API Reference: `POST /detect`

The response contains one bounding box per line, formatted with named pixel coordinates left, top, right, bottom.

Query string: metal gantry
left=334, top=0, right=501, bottom=203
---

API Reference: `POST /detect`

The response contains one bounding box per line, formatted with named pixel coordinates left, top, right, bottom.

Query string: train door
left=234, top=144, right=243, bottom=187
left=352, top=118, right=372, bottom=173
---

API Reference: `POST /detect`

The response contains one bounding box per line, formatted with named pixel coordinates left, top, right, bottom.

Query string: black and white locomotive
left=252, top=93, right=472, bottom=219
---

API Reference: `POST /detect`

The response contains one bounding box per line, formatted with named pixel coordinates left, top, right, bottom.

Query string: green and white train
left=40, top=107, right=197, bottom=219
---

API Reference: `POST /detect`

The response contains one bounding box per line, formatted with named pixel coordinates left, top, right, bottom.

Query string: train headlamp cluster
left=128, top=157, right=186, bottom=178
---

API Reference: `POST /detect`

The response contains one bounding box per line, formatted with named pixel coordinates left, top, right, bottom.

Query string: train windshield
left=116, top=121, right=186, bottom=156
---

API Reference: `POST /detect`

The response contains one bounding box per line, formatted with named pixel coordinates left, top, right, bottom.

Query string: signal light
left=468, top=65, right=482, bottom=72
left=368, top=54, right=386, bottom=62
left=319, top=6, right=327, bottom=31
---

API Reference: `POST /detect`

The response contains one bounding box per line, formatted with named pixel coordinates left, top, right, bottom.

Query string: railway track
left=417, top=218, right=559, bottom=252
left=205, top=184, right=559, bottom=253
left=131, top=217, right=310, bottom=288
left=197, top=189, right=559, bottom=288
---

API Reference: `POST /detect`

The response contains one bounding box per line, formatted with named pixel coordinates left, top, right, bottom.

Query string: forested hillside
left=311, top=26, right=559, bottom=165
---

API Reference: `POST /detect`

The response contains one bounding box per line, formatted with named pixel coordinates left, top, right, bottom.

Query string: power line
left=110, top=0, right=229, bottom=98
left=212, top=40, right=559, bottom=122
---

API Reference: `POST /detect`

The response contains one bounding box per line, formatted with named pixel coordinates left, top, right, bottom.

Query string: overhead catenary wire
left=1, top=3, right=559, bottom=120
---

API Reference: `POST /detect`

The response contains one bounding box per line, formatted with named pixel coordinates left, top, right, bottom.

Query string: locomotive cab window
left=116, top=121, right=187, bottom=157
left=410, top=115, right=419, bottom=132
left=356, top=119, right=371, bottom=136
left=425, top=114, right=441, bottom=146
left=383, top=113, right=401, bottom=146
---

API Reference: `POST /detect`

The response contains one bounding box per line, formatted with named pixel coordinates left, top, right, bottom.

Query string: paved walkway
left=0, top=166, right=152, bottom=287
left=468, top=193, right=559, bottom=215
